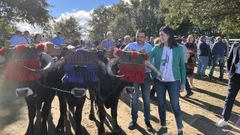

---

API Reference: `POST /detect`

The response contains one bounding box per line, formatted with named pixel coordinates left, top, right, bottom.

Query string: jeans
left=209, top=55, right=225, bottom=78
left=197, top=56, right=209, bottom=76
left=131, top=73, right=151, bottom=122
left=222, top=74, right=240, bottom=121
left=154, top=79, right=183, bottom=129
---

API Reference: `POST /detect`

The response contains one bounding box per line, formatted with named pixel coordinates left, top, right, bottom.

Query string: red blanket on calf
left=118, top=63, right=146, bottom=83
left=3, top=59, right=41, bottom=82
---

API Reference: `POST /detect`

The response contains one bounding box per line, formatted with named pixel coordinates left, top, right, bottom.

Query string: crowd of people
left=97, top=29, right=238, bottom=135
left=3, top=27, right=240, bottom=135
left=98, top=30, right=229, bottom=93
left=8, top=30, right=66, bottom=47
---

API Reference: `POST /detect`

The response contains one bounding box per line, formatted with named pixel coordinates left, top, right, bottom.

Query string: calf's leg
left=25, top=98, right=36, bottom=135
left=75, top=97, right=86, bottom=135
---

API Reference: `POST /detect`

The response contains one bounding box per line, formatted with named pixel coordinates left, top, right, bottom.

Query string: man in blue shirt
left=123, top=29, right=153, bottom=131
left=10, top=30, right=25, bottom=46
left=22, top=31, right=32, bottom=45
left=101, top=31, right=116, bottom=50
left=51, top=32, right=65, bottom=46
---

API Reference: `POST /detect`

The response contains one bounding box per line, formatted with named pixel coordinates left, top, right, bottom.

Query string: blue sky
left=18, top=0, right=130, bottom=35
left=48, top=0, right=120, bottom=17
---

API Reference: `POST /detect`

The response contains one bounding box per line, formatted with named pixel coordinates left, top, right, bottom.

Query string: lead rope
left=36, top=81, right=91, bottom=100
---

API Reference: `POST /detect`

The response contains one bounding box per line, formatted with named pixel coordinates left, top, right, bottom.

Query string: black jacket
left=199, top=42, right=210, bottom=56
left=227, top=43, right=240, bottom=78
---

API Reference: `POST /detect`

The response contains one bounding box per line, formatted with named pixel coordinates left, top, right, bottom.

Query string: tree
left=89, top=0, right=165, bottom=41
left=89, top=0, right=240, bottom=41
left=133, top=0, right=164, bottom=37
left=54, top=16, right=81, bottom=41
left=108, top=13, right=136, bottom=39
left=0, top=19, right=16, bottom=36
left=160, top=0, right=240, bottom=35
left=0, top=0, right=51, bottom=26
left=107, top=1, right=136, bottom=39
left=0, top=20, right=16, bottom=47
left=89, top=6, right=115, bottom=41
left=191, top=0, right=240, bottom=34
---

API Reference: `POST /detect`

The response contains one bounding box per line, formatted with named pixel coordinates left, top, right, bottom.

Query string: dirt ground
left=0, top=68, right=240, bottom=135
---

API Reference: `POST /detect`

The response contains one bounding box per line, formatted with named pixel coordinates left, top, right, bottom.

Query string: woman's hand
left=156, top=75, right=162, bottom=81
left=180, top=84, right=185, bottom=92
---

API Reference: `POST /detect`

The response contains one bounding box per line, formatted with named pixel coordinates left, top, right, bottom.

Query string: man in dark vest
left=216, top=42, right=240, bottom=127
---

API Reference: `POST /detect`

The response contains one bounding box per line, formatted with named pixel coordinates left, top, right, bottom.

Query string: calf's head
left=0, top=44, right=54, bottom=97
left=107, top=48, right=160, bottom=83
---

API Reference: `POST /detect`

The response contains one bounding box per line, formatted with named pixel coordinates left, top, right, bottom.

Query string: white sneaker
left=215, top=119, right=228, bottom=127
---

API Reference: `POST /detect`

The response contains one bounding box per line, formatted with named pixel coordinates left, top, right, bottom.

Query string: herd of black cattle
left=0, top=43, right=151, bottom=135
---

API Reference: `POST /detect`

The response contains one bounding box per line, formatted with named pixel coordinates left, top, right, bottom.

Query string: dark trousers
left=185, top=78, right=192, bottom=94
left=150, top=85, right=156, bottom=97
left=185, top=64, right=192, bottom=94
left=222, top=74, right=240, bottom=121
left=209, top=55, right=225, bottom=79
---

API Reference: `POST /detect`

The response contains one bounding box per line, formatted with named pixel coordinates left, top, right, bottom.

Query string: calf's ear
left=35, top=43, right=45, bottom=52
left=15, top=44, right=29, bottom=53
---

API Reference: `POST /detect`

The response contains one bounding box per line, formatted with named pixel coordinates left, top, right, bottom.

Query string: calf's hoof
left=76, top=128, right=83, bottom=135
left=89, top=113, right=96, bottom=121
left=25, top=127, right=34, bottom=135
left=113, top=125, right=121, bottom=133
left=40, top=125, right=48, bottom=135
left=56, top=126, right=65, bottom=133
left=98, top=125, right=105, bottom=135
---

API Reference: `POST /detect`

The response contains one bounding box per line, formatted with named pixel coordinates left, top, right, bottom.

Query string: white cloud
left=16, top=0, right=143, bottom=38
left=56, top=10, right=92, bottom=39
left=15, top=22, right=43, bottom=34
left=121, top=0, right=142, bottom=4
left=16, top=10, right=92, bottom=39
left=56, top=10, right=91, bottom=27
left=122, top=0, right=131, bottom=4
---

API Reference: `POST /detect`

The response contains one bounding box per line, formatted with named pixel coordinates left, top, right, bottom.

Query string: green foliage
left=108, top=2, right=136, bottom=39
left=89, top=6, right=116, bottom=41
left=161, top=0, right=240, bottom=35
left=0, top=20, right=16, bottom=46
left=108, top=13, right=136, bottom=39
left=88, top=0, right=240, bottom=41
left=89, top=0, right=165, bottom=41
left=134, top=0, right=164, bottom=36
left=54, top=16, right=81, bottom=41
left=0, top=0, right=51, bottom=26
left=0, top=19, right=15, bottom=36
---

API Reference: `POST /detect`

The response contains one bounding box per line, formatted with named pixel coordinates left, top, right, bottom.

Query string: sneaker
left=215, top=119, right=228, bottom=127
left=202, top=75, right=208, bottom=79
left=128, top=121, right=137, bottom=130
left=145, top=121, right=153, bottom=131
left=177, top=130, right=183, bottom=135
left=150, top=96, right=158, bottom=101
left=155, top=127, right=168, bottom=135
left=184, top=92, right=194, bottom=98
